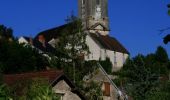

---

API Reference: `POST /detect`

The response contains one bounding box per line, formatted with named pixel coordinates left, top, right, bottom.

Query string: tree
left=168, top=4, right=170, bottom=15
left=0, top=40, right=48, bottom=74
left=53, top=15, right=89, bottom=83
left=26, top=78, right=59, bottom=100
left=114, top=46, right=170, bottom=99
left=115, top=55, right=160, bottom=100
left=0, top=25, right=48, bottom=74
left=99, top=57, right=112, bottom=74
left=155, top=46, right=169, bottom=63
left=83, top=81, right=103, bottom=100
left=0, top=25, right=14, bottom=41
left=10, top=78, right=59, bottom=100
left=0, top=84, right=12, bottom=100
left=146, top=81, right=170, bottom=100
left=163, top=4, right=170, bottom=44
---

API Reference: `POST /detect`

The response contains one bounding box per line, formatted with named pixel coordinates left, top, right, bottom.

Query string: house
left=3, top=70, right=85, bottom=100
left=84, top=63, right=127, bottom=100
left=18, top=36, right=31, bottom=44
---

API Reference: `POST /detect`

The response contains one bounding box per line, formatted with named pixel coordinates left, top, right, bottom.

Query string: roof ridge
left=4, top=70, right=63, bottom=76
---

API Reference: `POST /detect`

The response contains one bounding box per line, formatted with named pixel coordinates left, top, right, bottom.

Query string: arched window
left=82, top=0, right=85, bottom=5
left=96, top=0, right=100, bottom=5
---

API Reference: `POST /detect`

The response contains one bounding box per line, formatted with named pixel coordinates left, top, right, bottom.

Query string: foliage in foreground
left=99, top=57, right=112, bottom=74
left=0, top=24, right=48, bottom=74
left=1, top=78, right=59, bottom=100
left=114, top=46, right=170, bottom=100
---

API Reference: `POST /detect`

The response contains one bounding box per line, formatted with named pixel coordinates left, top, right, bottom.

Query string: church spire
left=78, top=0, right=109, bottom=35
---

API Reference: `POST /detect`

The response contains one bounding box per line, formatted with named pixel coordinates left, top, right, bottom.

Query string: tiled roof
left=34, top=22, right=79, bottom=42
left=89, top=33, right=129, bottom=54
left=33, top=39, right=55, bottom=53
left=3, top=70, right=64, bottom=86
left=34, top=24, right=67, bottom=42
left=33, top=22, right=129, bottom=54
left=3, top=70, right=86, bottom=100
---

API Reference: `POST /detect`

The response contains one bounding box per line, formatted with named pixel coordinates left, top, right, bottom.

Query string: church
left=19, top=0, right=129, bottom=71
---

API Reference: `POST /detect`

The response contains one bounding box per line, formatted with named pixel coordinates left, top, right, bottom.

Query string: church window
left=114, top=52, right=117, bottom=66
left=82, top=0, right=85, bottom=5
left=96, top=0, right=100, bottom=5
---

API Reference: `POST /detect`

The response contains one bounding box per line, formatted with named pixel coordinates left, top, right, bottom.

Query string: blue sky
left=0, top=0, right=170, bottom=57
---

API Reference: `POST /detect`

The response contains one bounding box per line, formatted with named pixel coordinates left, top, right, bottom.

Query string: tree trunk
left=73, top=60, right=76, bottom=83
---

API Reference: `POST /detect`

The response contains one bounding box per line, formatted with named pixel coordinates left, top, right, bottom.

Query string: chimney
left=38, top=35, right=46, bottom=47
left=29, top=37, right=33, bottom=45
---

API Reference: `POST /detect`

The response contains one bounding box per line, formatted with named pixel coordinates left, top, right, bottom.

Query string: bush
left=99, top=57, right=112, bottom=74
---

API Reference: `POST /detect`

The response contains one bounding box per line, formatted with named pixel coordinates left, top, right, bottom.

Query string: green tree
left=163, top=4, right=170, bottom=44
left=26, top=78, right=59, bottom=100
left=10, top=78, right=59, bottom=100
left=52, top=15, right=89, bottom=83
left=83, top=81, right=103, bottom=100
left=114, top=46, right=170, bottom=99
left=0, top=84, right=12, bottom=100
left=146, top=81, right=170, bottom=100
left=0, top=25, right=14, bottom=41
left=155, top=46, right=169, bottom=63
left=115, top=55, right=159, bottom=100
left=99, top=57, right=112, bottom=74
left=0, top=40, right=48, bottom=74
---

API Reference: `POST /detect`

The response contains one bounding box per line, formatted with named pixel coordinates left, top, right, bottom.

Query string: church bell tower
left=78, top=0, right=109, bottom=35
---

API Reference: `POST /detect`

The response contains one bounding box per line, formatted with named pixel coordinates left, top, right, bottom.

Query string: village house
left=17, top=0, right=130, bottom=100
left=3, top=70, right=85, bottom=100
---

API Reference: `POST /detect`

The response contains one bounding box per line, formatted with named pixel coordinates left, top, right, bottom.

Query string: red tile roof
left=3, top=70, right=63, bottom=86
left=3, top=70, right=86, bottom=100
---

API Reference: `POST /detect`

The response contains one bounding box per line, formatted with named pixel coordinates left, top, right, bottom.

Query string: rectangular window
left=82, top=0, right=85, bottom=5
left=114, top=52, right=117, bottom=66
left=96, top=0, right=100, bottom=5
left=123, top=53, right=125, bottom=63
left=103, top=82, right=110, bottom=96
left=56, top=93, right=64, bottom=100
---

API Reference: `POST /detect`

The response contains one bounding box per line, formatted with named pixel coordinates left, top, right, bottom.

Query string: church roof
left=34, top=23, right=69, bottom=42
left=34, top=23, right=129, bottom=54
left=89, top=33, right=129, bottom=54
left=33, top=39, right=55, bottom=53
left=89, top=23, right=110, bottom=31
left=34, top=21, right=79, bottom=42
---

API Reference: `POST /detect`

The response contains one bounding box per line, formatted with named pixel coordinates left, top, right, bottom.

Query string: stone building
left=3, top=70, right=85, bottom=100
left=78, top=0, right=129, bottom=71
left=17, top=0, right=130, bottom=100
left=18, top=0, right=129, bottom=71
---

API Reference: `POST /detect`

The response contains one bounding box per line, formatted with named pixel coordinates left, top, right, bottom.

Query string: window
left=56, top=93, right=64, bottom=100
left=123, top=53, right=125, bottom=63
left=114, top=52, right=117, bottom=66
left=96, top=0, right=100, bottom=5
left=103, top=82, right=110, bottom=96
left=82, top=0, right=85, bottom=5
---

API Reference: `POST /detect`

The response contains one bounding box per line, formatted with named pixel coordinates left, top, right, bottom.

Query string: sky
left=0, top=0, right=170, bottom=57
